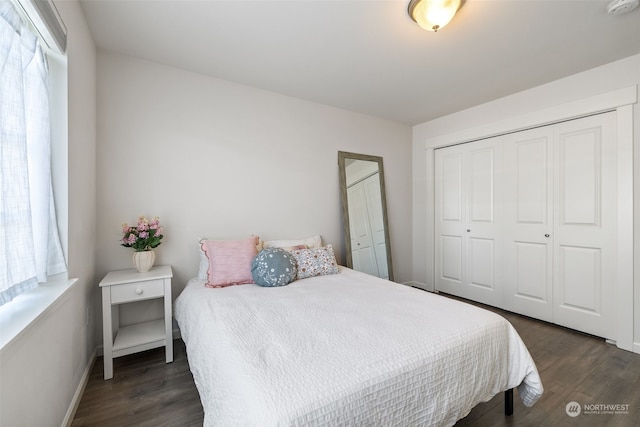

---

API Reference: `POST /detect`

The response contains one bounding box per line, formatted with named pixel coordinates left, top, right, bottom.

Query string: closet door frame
left=424, top=86, right=636, bottom=353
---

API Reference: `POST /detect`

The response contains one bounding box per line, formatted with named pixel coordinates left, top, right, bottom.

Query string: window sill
left=0, top=275, right=79, bottom=352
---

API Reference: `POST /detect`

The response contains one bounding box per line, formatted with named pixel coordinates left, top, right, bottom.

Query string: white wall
left=0, top=1, right=97, bottom=426
left=412, top=54, right=640, bottom=348
left=95, top=52, right=412, bottom=324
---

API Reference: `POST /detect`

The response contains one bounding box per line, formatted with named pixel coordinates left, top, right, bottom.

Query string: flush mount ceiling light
left=408, top=0, right=462, bottom=32
left=607, top=0, right=639, bottom=15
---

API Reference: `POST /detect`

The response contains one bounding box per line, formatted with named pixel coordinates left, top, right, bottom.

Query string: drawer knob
left=135, top=288, right=143, bottom=295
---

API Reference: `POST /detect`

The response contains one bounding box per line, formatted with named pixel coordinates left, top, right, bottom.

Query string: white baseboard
left=63, top=325, right=182, bottom=426
left=633, top=342, right=640, bottom=355
left=62, top=348, right=97, bottom=427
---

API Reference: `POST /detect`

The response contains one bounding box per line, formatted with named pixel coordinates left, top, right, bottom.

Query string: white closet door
left=347, top=183, right=379, bottom=277
left=552, top=112, right=617, bottom=339
left=435, top=146, right=465, bottom=295
left=363, top=175, right=389, bottom=279
left=435, top=138, right=503, bottom=307
left=436, top=112, right=618, bottom=340
left=503, top=127, right=554, bottom=321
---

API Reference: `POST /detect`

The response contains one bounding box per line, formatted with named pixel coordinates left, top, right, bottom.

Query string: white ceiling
left=79, top=0, right=640, bottom=125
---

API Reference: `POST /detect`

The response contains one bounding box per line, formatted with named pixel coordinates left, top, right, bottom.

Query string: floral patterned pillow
left=291, top=245, right=339, bottom=280
left=251, top=248, right=298, bottom=287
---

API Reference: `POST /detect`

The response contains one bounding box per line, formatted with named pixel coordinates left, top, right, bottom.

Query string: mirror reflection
left=338, top=151, right=393, bottom=281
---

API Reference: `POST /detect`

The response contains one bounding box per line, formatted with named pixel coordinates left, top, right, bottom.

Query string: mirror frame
left=338, top=151, right=394, bottom=281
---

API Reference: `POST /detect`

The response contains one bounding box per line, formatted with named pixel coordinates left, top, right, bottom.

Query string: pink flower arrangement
left=121, top=216, right=164, bottom=252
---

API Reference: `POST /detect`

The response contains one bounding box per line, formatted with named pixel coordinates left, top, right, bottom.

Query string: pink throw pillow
left=201, top=236, right=259, bottom=288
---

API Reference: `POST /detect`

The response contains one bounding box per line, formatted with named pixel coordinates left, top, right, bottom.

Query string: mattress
left=175, top=267, right=543, bottom=426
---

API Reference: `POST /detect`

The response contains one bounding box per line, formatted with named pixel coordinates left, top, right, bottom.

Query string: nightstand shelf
left=100, top=265, right=173, bottom=379
left=112, top=318, right=166, bottom=357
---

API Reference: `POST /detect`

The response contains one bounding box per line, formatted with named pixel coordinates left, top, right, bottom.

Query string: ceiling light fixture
left=606, top=0, right=639, bottom=15
left=408, top=0, right=462, bottom=32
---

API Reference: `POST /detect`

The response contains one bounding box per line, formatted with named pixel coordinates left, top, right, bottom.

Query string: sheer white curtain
left=0, top=0, right=66, bottom=306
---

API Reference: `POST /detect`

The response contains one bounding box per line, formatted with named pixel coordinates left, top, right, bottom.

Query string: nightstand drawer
left=111, top=279, right=165, bottom=304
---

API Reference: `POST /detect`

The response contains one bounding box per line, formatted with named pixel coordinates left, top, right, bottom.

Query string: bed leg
left=505, top=389, right=514, bottom=416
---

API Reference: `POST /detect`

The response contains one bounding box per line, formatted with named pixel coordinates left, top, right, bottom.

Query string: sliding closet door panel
left=435, top=148, right=465, bottom=294
left=469, top=148, right=496, bottom=289
left=465, top=142, right=502, bottom=306
left=435, top=139, right=502, bottom=307
left=503, top=128, right=554, bottom=321
left=553, top=112, right=617, bottom=340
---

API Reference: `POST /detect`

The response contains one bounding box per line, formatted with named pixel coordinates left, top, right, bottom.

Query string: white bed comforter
left=175, top=267, right=543, bottom=427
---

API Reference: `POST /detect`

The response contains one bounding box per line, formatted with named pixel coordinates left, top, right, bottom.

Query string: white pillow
left=263, top=235, right=322, bottom=250
left=198, top=248, right=209, bottom=280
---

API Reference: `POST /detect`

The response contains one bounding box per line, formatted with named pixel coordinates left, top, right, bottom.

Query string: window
left=0, top=0, right=66, bottom=306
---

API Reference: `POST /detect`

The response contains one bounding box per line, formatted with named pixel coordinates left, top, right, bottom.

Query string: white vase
left=132, top=250, right=155, bottom=273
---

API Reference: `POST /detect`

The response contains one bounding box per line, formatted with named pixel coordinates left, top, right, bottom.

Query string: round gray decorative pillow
left=251, top=247, right=298, bottom=287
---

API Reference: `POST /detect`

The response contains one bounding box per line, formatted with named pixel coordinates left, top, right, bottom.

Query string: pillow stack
left=198, top=234, right=339, bottom=289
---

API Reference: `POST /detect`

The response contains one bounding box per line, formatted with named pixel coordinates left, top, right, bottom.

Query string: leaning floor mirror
left=338, top=151, right=394, bottom=281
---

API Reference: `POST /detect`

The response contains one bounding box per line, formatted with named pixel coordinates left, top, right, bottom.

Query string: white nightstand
left=99, top=265, right=173, bottom=380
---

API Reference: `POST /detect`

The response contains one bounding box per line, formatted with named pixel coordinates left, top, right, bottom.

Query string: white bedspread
left=175, top=267, right=543, bottom=426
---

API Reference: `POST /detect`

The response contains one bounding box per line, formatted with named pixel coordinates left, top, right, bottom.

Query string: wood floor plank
left=71, top=339, right=203, bottom=427
left=451, top=295, right=640, bottom=427
left=72, top=297, right=640, bottom=426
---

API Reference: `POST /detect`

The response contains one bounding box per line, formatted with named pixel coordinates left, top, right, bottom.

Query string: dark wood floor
left=72, top=297, right=640, bottom=426
left=448, top=296, right=640, bottom=427
left=71, top=339, right=203, bottom=427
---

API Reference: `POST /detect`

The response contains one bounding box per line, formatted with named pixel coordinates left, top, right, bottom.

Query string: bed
left=175, top=266, right=543, bottom=426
